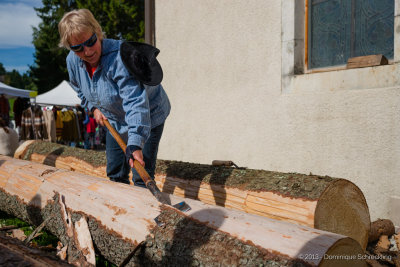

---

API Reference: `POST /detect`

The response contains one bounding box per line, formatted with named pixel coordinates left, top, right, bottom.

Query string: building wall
left=155, top=0, right=400, bottom=224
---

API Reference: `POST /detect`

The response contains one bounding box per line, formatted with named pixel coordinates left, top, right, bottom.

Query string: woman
left=58, top=9, right=170, bottom=186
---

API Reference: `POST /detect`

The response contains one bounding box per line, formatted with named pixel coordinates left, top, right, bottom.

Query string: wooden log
left=368, top=219, right=396, bottom=243
left=14, top=140, right=107, bottom=179
left=13, top=140, right=371, bottom=250
left=0, top=155, right=368, bottom=266
left=0, top=231, right=73, bottom=266
left=346, top=54, right=388, bottom=69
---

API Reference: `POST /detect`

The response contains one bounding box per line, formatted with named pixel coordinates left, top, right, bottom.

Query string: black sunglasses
left=70, top=33, right=97, bottom=52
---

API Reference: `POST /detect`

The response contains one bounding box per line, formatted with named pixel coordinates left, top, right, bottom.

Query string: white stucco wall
left=155, top=0, right=400, bottom=224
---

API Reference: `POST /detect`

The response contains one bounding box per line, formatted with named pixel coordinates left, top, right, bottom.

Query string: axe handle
left=103, top=120, right=152, bottom=187
left=104, top=120, right=127, bottom=152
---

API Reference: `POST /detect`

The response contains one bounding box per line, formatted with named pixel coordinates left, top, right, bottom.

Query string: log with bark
left=0, top=155, right=368, bottom=266
left=0, top=231, right=73, bottom=266
left=368, top=219, right=396, bottom=243
left=14, top=140, right=371, bottom=250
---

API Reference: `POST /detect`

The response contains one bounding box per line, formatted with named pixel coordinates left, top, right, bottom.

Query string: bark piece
left=376, top=235, right=390, bottom=251
left=369, top=219, right=395, bottom=243
left=8, top=228, right=26, bottom=241
left=394, top=233, right=400, bottom=250
left=74, top=217, right=95, bottom=265
left=0, top=155, right=368, bottom=266
left=56, top=193, right=94, bottom=267
left=57, top=241, right=68, bottom=261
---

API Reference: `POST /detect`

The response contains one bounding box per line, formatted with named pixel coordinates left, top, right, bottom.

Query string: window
left=308, top=0, right=394, bottom=69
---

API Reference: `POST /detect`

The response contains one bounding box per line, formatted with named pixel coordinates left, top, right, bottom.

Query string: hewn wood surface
left=14, top=140, right=371, bottom=250
left=0, top=155, right=368, bottom=266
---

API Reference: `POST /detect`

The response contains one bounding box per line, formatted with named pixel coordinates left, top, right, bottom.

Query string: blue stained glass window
left=308, top=0, right=394, bottom=69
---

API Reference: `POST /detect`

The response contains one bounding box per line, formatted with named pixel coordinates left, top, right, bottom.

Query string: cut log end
left=320, top=237, right=367, bottom=267
left=13, top=140, right=36, bottom=160
left=315, top=179, right=370, bottom=250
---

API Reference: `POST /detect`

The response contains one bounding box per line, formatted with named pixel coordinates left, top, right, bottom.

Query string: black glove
left=125, top=145, right=142, bottom=163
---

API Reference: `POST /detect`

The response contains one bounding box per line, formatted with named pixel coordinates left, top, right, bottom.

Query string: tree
left=0, top=63, right=6, bottom=76
left=30, top=0, right=144, bottom=94
left=30, top=0, right=77, bottom=94
left=0, top=62, right=36, bottom=91
left=76, top=0, right=144, bottom=42
left=8, top=70, right=25, bottom=88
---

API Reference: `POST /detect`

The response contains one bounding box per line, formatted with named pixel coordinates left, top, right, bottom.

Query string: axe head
left=154, top=201, right=191, bottom=227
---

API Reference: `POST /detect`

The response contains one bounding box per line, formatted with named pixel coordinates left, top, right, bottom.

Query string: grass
left=0, top=210, right=58, bottom=248
left=0, top=210, right=117, bottom=267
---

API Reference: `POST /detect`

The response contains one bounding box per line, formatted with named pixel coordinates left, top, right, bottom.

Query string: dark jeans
left=106, top=123, right=164, bottom=187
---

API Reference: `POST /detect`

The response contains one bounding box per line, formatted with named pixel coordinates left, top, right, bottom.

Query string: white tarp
left=35, top=80, right=81, bottom=107
left=0, top=81, right=36, bottom=98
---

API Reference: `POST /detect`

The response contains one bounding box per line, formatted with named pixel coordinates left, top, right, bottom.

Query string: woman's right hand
left=93, top=108, right=107, bottom=126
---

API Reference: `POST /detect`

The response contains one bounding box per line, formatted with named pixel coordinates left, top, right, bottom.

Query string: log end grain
left=315, top=179, right=370, bottom=250
left=13, top=140, right=36, bottom=160
left=319, top=237, right=367, bottom=267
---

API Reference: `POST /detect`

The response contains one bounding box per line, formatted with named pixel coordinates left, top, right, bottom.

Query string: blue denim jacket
left=67, top=39, right=171, bottom=148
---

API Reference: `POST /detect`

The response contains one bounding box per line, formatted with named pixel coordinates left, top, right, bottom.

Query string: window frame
left=281, top=0, right=400, bottom=93
left=306, top=0, right=395, bottom=71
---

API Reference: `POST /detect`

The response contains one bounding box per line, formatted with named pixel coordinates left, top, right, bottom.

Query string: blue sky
left=0, top=0, right=43, bottom=73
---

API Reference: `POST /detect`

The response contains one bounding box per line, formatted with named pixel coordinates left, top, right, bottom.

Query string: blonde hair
left=58, top=9, right=104, bottom=49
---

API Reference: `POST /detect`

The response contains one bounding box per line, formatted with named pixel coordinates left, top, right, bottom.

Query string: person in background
left=0, top=94, right=10, bottom=127
left=0, top=117, right=19, bottom=156
left=75, top=104, right=86, bottom=146
left=86, top=111, right=97, bottom=150
left=58, top=9, right=170, bottom=186
left=13, top=97, right=30, bottom=137
left=82, top=107, right=90, bottom=149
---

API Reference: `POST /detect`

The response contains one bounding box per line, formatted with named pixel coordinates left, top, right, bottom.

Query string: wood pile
left=14, top=140, right=371, bottom=250
left=14, top=141, right=370, bottom=249
left=365, top=219, right=400, bottom=266
left=0, top=155, right=368, bottom=266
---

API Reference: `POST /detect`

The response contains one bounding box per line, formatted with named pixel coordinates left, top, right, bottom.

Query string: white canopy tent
left=35, top=80, right=81, bottom=107
left=0, top=81, right=37, bottom=99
